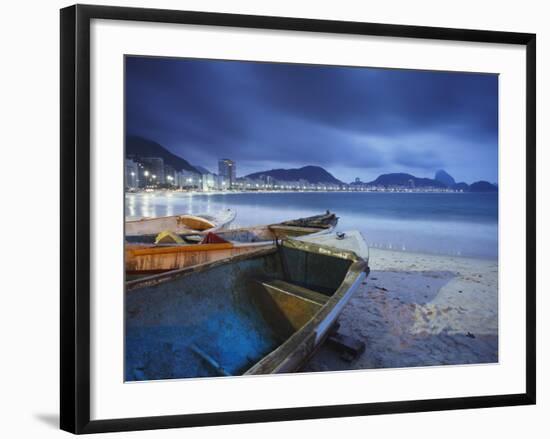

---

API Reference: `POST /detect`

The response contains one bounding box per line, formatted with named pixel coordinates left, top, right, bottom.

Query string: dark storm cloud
left=125, top=56, right=498, bottom=183
left=394, top=150, right=444, bottom=170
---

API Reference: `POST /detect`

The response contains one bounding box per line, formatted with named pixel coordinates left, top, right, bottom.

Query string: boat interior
left=125, top=240, right=359, bottom=381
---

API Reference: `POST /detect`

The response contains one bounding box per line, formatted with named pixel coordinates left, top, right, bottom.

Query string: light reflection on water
left=125, top=191, right=498, bottom=260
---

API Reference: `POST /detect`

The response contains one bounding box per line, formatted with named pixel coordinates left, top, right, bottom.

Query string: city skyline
left=126, top=149, right=495, bottom=194
left=126, top=56, right=498, bottom=184
left=126, top=135, right=494, bottom=187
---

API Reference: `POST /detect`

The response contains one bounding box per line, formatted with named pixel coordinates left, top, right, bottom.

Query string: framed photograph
left=60, top=4, right=536, bottom=434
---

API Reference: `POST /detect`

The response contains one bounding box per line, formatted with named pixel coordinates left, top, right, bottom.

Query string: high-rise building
left=218, top=159, right=236, bottom=189
left=125, top=159, right=140, bottom=189
left=217, top=174, right=228, bottom=190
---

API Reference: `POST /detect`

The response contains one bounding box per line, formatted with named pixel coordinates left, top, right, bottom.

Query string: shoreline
left=126, top=189, right=474, bottom=196
left=302, top=247, right=498, bottom=371
left=126, top=191, right=498, bottom=260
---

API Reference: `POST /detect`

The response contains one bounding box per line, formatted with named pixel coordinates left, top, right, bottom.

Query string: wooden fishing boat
left=125, top=208, right=236, bottom=236
left=125, top=238, right=369, bottom=381
left=125, top=211, right=338, bottom=276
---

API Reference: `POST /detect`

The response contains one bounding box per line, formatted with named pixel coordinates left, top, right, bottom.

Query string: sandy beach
left=302, top=248, right=498, bottom=372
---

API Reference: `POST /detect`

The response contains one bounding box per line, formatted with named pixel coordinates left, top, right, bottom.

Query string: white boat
left=125, top=209, right=236, bottom=236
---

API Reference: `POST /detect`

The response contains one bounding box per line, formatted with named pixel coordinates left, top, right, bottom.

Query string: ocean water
left=125, top=191, right=498, bottom=260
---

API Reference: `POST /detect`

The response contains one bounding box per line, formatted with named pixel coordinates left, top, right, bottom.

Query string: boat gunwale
left=125, top=246, right=278, bottom=291
left=296, top=230, right=370, bottom=265
left=127, top=242, right=236, bottom=256
left=279, top=212, right=338, bottom=227
left=126, top=209, right=235, bottom=225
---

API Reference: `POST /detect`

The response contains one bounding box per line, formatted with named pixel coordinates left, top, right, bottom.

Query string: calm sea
left=125, top=191, right=498, bottom=260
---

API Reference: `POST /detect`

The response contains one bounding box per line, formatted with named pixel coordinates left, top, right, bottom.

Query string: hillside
left=246, top=165, right=343, bottom=184
left=435, top=169, right=456, bottom=187
left=126, top=135, right=199, bottom=173
left=367, top=173, right=447, bottom=188
left=193, top=165, right=213, bottom=175
left=364, top=173, right=498, bottom=192
left=469, top=181, right=498, bottom=192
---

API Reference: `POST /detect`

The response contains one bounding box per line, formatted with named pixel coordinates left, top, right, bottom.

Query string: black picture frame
left=60, top=4, right=536, bottom=434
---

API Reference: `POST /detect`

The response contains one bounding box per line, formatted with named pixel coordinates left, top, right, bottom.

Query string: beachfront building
left=174, top=171, right=184, bottom=188
left=176, top=169, right=202, bottom=189
left=125, top=159, right=140, bottom=190
left=218, top=159, right=236, bottom=189
left=200, top=172, right=217, bottom=191
left=164, top=164, right=177, bottom=187
left=140, top=157, right=165, bottom=185
left=192, top=165, right=218, bottom=191
left=217, top=174, right=229, bottom=190
left=252, top=174, right=276, bottom=189
left=234, top=176, right=266, bottom=190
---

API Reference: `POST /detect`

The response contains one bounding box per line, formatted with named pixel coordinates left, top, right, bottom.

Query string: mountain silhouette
left=367, top=173, right=446, bottom=188
left=245, top=166, right=343, bottom=184
left=469, top=181, right=498, bottom=192
left=125, top=135, right=199, bottom=173
left=435, top=169, right=456, bottom=187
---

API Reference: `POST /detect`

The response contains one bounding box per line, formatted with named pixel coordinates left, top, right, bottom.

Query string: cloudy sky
left=125, top=56, right=498, bottom=184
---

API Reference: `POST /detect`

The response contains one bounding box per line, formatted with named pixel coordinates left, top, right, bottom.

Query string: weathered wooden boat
left=125, top=239, right=369, bottom=381
left=125, top=211, right=338, bottom=275
left=125, top=209, right=236, bottom=236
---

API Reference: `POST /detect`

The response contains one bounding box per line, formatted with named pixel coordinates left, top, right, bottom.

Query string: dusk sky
left=125, top=56, right=498, bottom=184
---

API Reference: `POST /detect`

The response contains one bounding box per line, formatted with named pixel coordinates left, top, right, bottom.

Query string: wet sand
left=302, top=248, right=498, bottom=372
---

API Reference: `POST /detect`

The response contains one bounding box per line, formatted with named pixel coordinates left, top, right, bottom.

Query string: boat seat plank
left=258, top=279, right=330, bottom=305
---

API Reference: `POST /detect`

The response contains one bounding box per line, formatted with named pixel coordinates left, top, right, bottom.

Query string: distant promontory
left=353, top=170, right=497, bottom=192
